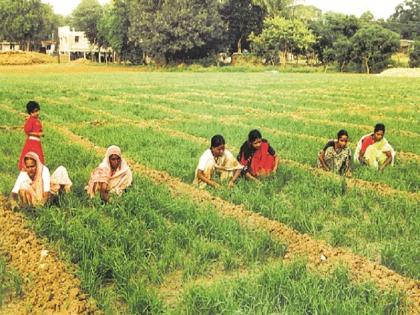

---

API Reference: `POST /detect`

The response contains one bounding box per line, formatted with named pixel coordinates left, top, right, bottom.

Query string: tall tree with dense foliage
left=0, top=0, right=57, bottom=50
left=219, top=0, right=265, bottom=53
left=98, top=0, right=142, bottom=63
left=72, top=0, right=103, bottom=47
left=128, top=0, right=225, bottom=63
left=252, top=0, right=292, bottom=17
left=351, top=25, right=400, bottom=73
left=309, top=13, right=360, bottom=67
left=249, top=16, right=315, bottom=67
left=387, top=0, right=420, bottom=40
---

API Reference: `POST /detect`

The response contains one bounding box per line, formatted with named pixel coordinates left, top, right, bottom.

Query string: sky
left=43, top=0, right=404, bottom=19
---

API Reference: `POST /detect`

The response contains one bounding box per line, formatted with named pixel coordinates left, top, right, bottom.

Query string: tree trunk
left=364, top=57, right=370, bottom=74
left=237, top=36, right=243, bottom=53
left=25, top=41, right=30, bottom=51
left=280, top=50, right=287, bottom=68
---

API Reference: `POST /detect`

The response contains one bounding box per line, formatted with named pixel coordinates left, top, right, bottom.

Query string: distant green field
left=0, top=66, right=418, bottom=313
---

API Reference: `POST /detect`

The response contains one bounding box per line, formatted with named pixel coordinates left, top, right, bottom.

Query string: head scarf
left=86, top=145, right=132, bottom=197
left=50, top=166, right=72, bottom=194
left=22, top=152, right=45, bottom=205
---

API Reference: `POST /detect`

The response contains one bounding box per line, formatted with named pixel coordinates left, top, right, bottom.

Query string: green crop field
left=0, top=65, right=419, bottom=314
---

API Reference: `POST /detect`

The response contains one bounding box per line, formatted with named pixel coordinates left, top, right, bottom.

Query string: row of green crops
left=65, top=122, right=419, bottom=279
left=0, top=70, right=418, bottom=278
left=0, top=69, right=418, bottom=313
left=0, top=122, right=408, bottom=314
left=0, top=128, right=285, bottom=313
left=0, top=257, right=22, bottom=307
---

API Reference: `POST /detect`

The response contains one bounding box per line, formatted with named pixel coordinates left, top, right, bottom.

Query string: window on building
left=10, top=43, right=15, bottom=50
left=47, top=45, right=51, bottom=50
left=75, top=36, right=79, bottom=43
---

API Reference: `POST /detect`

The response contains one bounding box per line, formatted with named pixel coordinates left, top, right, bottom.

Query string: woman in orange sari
left=238, top=129, right=279, bottom=182
left=86, top=145, right=132, bottom=202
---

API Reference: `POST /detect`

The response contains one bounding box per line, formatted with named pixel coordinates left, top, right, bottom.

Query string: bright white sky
left=43, top=0, right=403, bottom=19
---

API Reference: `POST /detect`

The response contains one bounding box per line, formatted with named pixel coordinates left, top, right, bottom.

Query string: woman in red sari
left=238, top=129, right=280, bottom=182
left=18, top=101, right=44, bottom=170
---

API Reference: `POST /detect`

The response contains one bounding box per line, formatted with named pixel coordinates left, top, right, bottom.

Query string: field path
left=0, top=199, right=98, bottom=314
left=55, top=124, right=420, bottom=314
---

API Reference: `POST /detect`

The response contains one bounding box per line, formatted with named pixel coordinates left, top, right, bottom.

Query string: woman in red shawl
left=238, top=129, right=280, bottom=182
left=18, top=101, right=44, bottom=170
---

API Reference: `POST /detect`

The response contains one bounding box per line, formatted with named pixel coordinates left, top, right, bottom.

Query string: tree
left=359, top=11, right=375, bottom=25
left=249, top=16, right=315, bottom=67
left=252, top=0, right=292, bottom=17
left=308, top=13, right=360, bottom=66
left=98, top=0, right=142, bottom=64
left=409, top=40, right=420, bottom=67
left=72, top=0, right=103, bottom=57
left=351, top=25, right=400, bottom=73
left=0, top=0, right=57, bottom=51
left=291, top=4, right=322, bottom=22
left=220, top=0, right=265, bottom=53
left=387, top=0, right=420, bottom=40
left=128, top=0, right=225, bottom=64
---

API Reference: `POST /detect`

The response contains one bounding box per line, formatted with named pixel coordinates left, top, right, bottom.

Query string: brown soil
left=0, top=199, right=98, bottom=314
left=54, top=125, right=420, bottom=314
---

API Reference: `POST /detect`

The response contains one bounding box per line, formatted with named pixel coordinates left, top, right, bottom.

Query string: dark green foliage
left=127, top=0, right=225, bottom=63
left=409, top=41, right=420, bottom=67
left=0, top=0, right=57, bottom=50
left=351, top=25, right=400, bottom=73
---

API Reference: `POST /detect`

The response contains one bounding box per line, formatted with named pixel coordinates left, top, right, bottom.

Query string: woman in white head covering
left=10, top=151, right=50, bottom=208
left=86, top=145, right=132, bottom=202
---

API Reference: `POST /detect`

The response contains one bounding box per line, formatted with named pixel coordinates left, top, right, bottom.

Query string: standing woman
left=354, top=123, right=395, bottom=171
left=238, top=129, right=279, bottom=181
left=318, top=129, right=352, bottom=176
left=18, top=101, right=44, bottom=170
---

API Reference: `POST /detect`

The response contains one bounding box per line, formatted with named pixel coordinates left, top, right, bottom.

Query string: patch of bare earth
left=378, top=68, right=420, bottom=77
left=55, top=125, right=420, bottom=314
left=0, top=200, right=98, bottom=314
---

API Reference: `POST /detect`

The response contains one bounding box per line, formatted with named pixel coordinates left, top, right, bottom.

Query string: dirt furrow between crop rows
left=0, top=199, right=98, bottom=315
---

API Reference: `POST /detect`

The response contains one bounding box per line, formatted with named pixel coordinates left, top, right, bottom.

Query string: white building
left=0, top=41, right=20, bottom=52
left=56, top=26, right=113, bottom=62
left=58, top=26, right=91, bottom=57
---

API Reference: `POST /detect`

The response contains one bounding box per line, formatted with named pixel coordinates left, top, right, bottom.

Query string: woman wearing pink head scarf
left=86, top=145, right=132, bottom=202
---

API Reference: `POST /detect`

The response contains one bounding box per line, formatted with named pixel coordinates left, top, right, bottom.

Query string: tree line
left=1, top=0, right=419, bottom=72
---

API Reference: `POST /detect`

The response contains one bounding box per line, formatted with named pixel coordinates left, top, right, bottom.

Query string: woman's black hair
left=26, top=101, right=40, bottom=114
left=337, top=129, right=348, bottom=139
left=248, top=129, right=262, bottom=143
left=210, top=134, right=225, bottom=148
left=238, top=129, right=263, bottom=161
left=374, top=123, right=385, bottom=134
